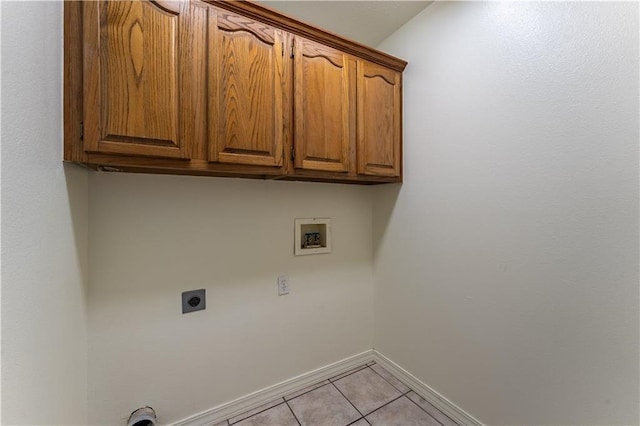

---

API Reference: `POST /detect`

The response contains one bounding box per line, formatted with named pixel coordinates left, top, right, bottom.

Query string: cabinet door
left=83, top=0, right=194, bottom=159
left=209, top=10, right=285, bottom=167
left=293, top=37, right=353, bottom=173
left=357, top=61, right=402, bottom=177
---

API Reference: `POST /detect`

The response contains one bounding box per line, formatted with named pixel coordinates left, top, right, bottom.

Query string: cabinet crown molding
left=205, top=0, right=408, bottom=72
left=64, top=0, right=405, bottom=184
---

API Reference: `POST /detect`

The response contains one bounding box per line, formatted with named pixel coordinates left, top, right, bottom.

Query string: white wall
left=1, top=2, right=89, bottom=424
left=374, top=2, right=639, bottom=425
left=4, top=2, right=637, bottom=425
left=88, top=174, right=373, bottom=424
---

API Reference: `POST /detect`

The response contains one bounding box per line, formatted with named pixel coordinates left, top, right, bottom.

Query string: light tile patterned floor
left=215, top=362, right=459, bottom=426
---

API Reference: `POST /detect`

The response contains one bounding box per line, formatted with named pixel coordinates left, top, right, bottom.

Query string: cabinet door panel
left=294, top=37, right=352, bottom=173
left=83, top=0, right=190, bottom=158
left=357, top=61, right=401, bottom=177
left=209, top=10, right=284, bottom=167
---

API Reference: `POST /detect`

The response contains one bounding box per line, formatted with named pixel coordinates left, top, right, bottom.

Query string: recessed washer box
left=295, top=218, right=331, bottom=256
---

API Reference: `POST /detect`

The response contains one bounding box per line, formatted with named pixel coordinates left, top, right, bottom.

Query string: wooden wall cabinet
left=357, top=61, right=402, bottom=177
left=82, top=0, right=194, bottom=159
left=293, top=37, right=354, bottom=174
left=65, top=0, right=407, bottom=184
left=209, top=9, right=286, bottom=168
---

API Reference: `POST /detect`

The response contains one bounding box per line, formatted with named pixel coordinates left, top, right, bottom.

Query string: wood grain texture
left=182, top=1, right=208, bottom=161
left=77, top=153, right=399, bottom=183
left=102, top=0, right=178, bottom=146
left=281, top=33, right=294, bottom=176
left=209, top=8, right=285, bottom=168
left=348, top=57, right=357, bottom=178
left=294, top=36, right=352, bottom=173
left=65, top=0, right=405, bottom=184
left=84, top=0, right=190, bottom=158
left=217, top=11, right=275, bottom=44
left=203, top=0, right=407, bottom=72
left=64, top=1, right=86, bottom=162
left=357, top=60, right=402, bottom=177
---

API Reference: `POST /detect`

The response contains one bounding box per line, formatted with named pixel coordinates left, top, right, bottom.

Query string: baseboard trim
left=372, top=350, right=482, bottom=426
left=172, top=350, right=375, bottom=426
left=172, top=349, right=481, bottom=426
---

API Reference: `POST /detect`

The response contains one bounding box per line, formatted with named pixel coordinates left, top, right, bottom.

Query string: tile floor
left=215, top=362, right=460, bottom=426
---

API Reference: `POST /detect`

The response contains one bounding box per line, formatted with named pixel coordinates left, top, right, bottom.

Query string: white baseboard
left=372, top=350, right=482, bottom=426
left=172, top=349, right=482, bottom=426
left=171, top=350, right=374, bottom=426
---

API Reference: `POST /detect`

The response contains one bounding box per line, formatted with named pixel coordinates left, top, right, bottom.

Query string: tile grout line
left=328, top=364, right=370, bottom=384
left=404, top=393, right=446, bottom=426
left=289, top=363, right=372, bottom=426
left=331, top=364, right=408, bottom=421
left=404, top=392, right=456, bottom=426
left=360, top=393, right=405, bottom=418
left=227, top=362, right=371, bottom=425
left=345, top=417, right=366, bottom=426
left=223, top=361, right=457, bottom=426
left=227, top=398, right=285, bottom=425
left=365, top=365, right=410, bottom=395
left=368, top=365, right=455, bottom=426
left=284, top=381, right=330, bottom=403
left=284, top=400, right=302, bottom=426
left=326, top=362, right=374, bottom=423
left=330, top=381, right=366, bottom=420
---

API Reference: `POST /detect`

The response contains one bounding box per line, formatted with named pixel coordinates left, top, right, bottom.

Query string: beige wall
left=373, top=2, right=639, bottom=425
left=88, top=174, right=373, bottom=424
left=3, top=2, right=638, bottom=425
left=1, top=2, right=89, bottom=424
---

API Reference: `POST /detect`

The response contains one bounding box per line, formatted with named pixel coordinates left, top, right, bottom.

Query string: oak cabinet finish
left=83, top=0, right=190, bottom=159
left=293, top=37, right=354, bottom=173
left=65, top=0, right=406, bottom=184
left=209, top=10, right=286, bottom=168
left=357, top=60, right=402, bottom=177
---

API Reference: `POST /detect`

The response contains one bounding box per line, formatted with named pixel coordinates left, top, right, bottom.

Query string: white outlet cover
left=278, top=275, right=290, bottom=295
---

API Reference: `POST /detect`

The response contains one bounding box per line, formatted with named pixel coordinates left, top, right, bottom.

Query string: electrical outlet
left=182, top=289, right=206, bottom=314
left=278, top=275, right=290, bottom=296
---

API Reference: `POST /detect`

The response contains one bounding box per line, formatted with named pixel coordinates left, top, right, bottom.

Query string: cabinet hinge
left=291, top=43, right=294, bottom=58
left=291, top=146, right=295, bottom=161
left=80, top=122, right=84, bottom=140
left=281, top=42, right=284, bottom=57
